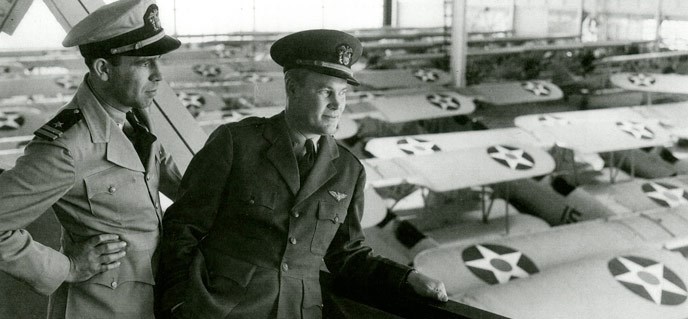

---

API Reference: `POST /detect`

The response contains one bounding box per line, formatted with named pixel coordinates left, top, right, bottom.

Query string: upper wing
left=611, top=72, right=688, bottom=94
left=469, top=80, right=563, bottom=105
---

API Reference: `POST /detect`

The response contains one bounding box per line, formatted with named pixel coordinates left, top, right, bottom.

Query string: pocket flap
left=317, top=201, right=345, bottom=224
left=84, top=169, right=136, bottom=198
left=81, top=249, right=155, bottom=288
left=205, top=253, right=256, bottom=288
left=240, top=189, right=277, bottom=210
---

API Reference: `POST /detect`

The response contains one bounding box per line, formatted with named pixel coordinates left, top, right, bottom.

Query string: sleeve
left=324, top=166, right=413, bottom=296
left=0, top=139, right=76, bottom=295
left=157, top=143, right=182, bottom=201
left=156, top=125, right=234, bottom=312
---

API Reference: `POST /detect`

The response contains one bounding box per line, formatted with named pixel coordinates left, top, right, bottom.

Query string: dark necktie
left=125, top=111, right=154, bottom=165
left=298, top=138, right=316, bottom=185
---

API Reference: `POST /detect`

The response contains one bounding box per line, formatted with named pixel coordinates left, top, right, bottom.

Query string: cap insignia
left=145, top=4, right=161, bottom=31
left=336, top=44, right=353, bottom=66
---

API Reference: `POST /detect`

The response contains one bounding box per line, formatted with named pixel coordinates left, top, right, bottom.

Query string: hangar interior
left=2, top=0, right=688, bottom=318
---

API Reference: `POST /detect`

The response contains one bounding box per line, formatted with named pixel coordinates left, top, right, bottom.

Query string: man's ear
left=91, top=58, right=110, bottom=81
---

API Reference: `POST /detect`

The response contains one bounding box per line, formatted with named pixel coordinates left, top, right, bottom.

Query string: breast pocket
left=233, top=188, right=277, bottom=239
left=84, top=168, right=148, bottom=224
left=310, top=201, right=348, bottom=255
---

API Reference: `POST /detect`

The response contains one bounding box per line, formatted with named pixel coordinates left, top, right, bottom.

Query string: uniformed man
left=0, top=0, right=182, bottom=318
left=156, top=29, right=448, bottom=319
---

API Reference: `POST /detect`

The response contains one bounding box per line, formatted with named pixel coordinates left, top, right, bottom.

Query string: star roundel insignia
left=522, top=81, right=551, bottom=96
left=628, top=73, right=656, bottom=87
left=537, top=114, right=570, bottom=126
left=54, top=75, right=79, bottom=90
left=487, top=145, right=535, bottom=170
left=176, top=92, right=206, bottom=118
left=396, top=137, right=441, bottom=155
left=641, top=182, right=688, bottom=208
left=243, top=73, right=272, bottom=84
left=0, top=111, right=25, bottom=130
left=426, top=93, right=461, bottom=111
left=413, top=69, right=439, bottom=82
left=462, top=244, right=539, bottom=284
left=616, top=121, right=655, bottom=140
left=192, top=64, right=221, bottom=78
left=609, top=255, right=687, bottom=305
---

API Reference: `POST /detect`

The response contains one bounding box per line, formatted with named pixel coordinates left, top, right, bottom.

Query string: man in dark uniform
left=157, top=29, right=448, bottom=319
left=0, top=0, right=181, bottom=318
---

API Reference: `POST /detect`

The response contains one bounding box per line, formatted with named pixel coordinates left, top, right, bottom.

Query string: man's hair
left=284, top=68, right=310, bottom=97
left=84, top=55, right=122, bottom=71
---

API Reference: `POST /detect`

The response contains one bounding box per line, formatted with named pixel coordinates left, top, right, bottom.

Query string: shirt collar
left=86, top=75, right=128, bottom=129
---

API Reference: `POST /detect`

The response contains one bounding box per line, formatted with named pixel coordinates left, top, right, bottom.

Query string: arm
left=157, top=143, right=182, bottom=201
left=324, top=167, right=447, bottom=301
left=157, top=125, right=234, bottom=312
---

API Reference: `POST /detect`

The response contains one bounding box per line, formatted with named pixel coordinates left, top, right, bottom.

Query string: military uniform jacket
left=0, top=78, right=181, bottom=319
left=157, top=112, right=411, bottom=319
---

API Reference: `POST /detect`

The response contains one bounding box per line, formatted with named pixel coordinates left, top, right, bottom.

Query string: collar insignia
left=329, top=190, right=348, bottom=202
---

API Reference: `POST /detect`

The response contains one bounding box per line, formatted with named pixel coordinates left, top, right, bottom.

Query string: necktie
left=125, top=111, right=153, bottom=165
left=298, top=138, right=316, bottom=185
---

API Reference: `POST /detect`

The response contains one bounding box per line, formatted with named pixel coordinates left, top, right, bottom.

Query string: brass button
left=110, top=281, right=118, bottom=289
left=289, top=237, right=297, bottom=245
left=108, top=186, right=116, bottom=193
left=334, top=215, right=339, bottom=223
left=282, top=263, right=289, bottom=271
left=146, top=175, right=151, bottom=181
left=154, top=202, right=160, bottom=209
left=293, top=211, right=300, bottom=218
left=249, top=199, right=255, bottom=205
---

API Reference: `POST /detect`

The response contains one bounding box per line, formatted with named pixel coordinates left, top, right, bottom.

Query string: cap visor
left=295, top=65, right=360, bottom=86
left=124, top=35, right=181, bottom=56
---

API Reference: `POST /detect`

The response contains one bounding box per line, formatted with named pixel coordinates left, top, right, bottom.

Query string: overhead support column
left=655, top=0, right=663, bottom=50
left=450, top=0, right=467, bottom=88
left=383, top=0, right=393, bottom=27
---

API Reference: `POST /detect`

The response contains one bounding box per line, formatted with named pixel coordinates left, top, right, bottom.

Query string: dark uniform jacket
left=158, top=112, right=411, bottom=319
left=0, top=78, right=181, bottom=319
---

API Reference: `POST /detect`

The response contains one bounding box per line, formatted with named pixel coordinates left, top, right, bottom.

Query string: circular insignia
left=462, top=244, right=539, bottom=284
left=413, top=69, right=439, bottom=82
left=0, top=111, right=25, bottom=130
left=641, top=182, right=688, bottom=208
left=396, top=138, right=441, bottom=155
left=54, top=75, right=80, bottom=90
left=522, top=81, right=551, bottom=96
left=426, top=93, right=461, bottom=111
left=336, top=44, right=354, bottom=66
left=192, top=64, right=221, bottom=78
left=616, top=121, right=655, bottom=140
left=537, top=114, right=570, bottom=126
left=176, top=92, right=206, bottom=118
left=609, top=255, right=687, bottom=305
left=487, top=145, right=535, bottom=170
left=628, top=73, right=656, bottom=87
left=243, top=73, right=272, bottom=84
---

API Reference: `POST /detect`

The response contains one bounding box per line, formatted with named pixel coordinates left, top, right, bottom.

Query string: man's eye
left=318, top=90, right=331, bottom=97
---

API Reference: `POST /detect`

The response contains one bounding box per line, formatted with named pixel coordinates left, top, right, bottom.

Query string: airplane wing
left=458, top=248, right=688, bottom=319
left=468, top=80, right=563, bottom=105
left=611, top=72, right=688, bottom=94
left=515, top=107, right=674, bottom=154
left=362, top=141, right=555, bottom=192
left=355, top=68, right=452, bottom=90
left=364, top=127, right=553, bottom=159
left=0, top=0, right=33, bottom=35
left=632, top=101, right=688, bottom=138
left=360, top=91, right=475, bottom=123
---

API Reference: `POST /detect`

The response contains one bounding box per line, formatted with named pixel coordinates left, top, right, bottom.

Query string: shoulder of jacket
left=34, top=108, right=83, bottom=141
left=225, top=116, right=268, bottom=130
left=336, top=142, right=364, bottom=169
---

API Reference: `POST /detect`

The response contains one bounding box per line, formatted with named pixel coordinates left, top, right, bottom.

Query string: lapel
left=294, top=134, right=339, bottom=206
left=131, top=108, right=158, bottom=171
left=76, top=79, right=145, bottom=172
left=264, top=113, right=300, bottom=195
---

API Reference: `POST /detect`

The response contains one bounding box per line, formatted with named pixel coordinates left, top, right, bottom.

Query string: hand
left=64, top=234, right=127, bottom=283
left=406, top=270, right=449, bottom=302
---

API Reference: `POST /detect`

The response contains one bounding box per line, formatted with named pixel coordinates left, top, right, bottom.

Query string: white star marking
left=413, top=69, right=439, bottom=82
left=176, top=92, right=205, bottom=108
left=243, top=73, right=271, bottom=83
left=537, top=114, right=570, bottom=126
left=643, top=182, right=688, bottom=208
left=488, top=145, right=534, bottom=170
left=617, top=121, right=654, bottom=139
left=464, top=245, right=531, bottom=284
left=193, top=64, right=221, bottom=77
left=54, top=76, right=79, bottom=90
left=396, top=138, right=440, bottom=155
left=614, top=257, right=687, bottom=304
left=628, top=73, right=656, bottom=87
left=0, top=112, right=22, bottom=129
left=522, top=81, right=551, bottom=96
left=427, top=94, right=460, bottom=111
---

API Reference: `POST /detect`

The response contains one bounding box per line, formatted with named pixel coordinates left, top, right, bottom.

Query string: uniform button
left=249, top=199, right=255, bottom=205
left=334, top=215, right=339, bottom=223
left=110, top=281, right=118, bottom=289
left=155, top=202, right=160, bottom=209
left=292, top=211, right=300, bottom=218
left=108, top=186, right=116, bottom=193
left=282, top=263, right=289, bottom=271
left=146, top=175, right=151, bottom=181
left=289, top=237, right=297, bottom=245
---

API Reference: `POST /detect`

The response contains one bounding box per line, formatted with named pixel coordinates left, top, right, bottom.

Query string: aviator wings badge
left=328, top=190, right=348, bottom=202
